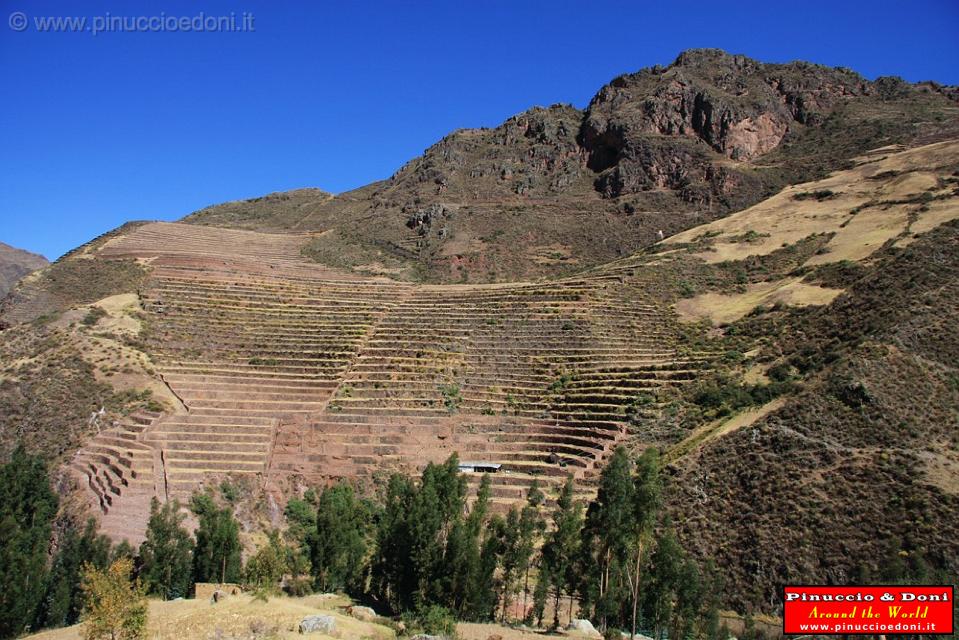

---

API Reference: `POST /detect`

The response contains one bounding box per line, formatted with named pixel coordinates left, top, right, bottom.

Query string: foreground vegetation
left=2, top=443, right=729, bottom=640
left=5, top=438, right=955, bottom=639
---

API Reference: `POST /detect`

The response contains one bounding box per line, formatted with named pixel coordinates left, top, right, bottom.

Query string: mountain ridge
left=183, top=48, right=959, bottom=283
left=0, top=241, right=48, bottom=299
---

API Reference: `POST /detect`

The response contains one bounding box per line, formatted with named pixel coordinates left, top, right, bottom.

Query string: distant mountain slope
left=0, top=241, right=47, bottom=298
left=184, top=49, right=959, bottom=283
left=667, top=219, right=959, bottom=611
left=611, top=140, right=959, bottom=610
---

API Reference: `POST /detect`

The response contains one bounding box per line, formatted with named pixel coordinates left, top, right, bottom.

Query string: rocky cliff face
left=382, top=50, right=875, bottom=207
left=186, top=49, right=959, bottom=282
left=579, top=49, right=874, bottom=203
left=387, top=104, right=588, bottom=201
left=0, top=242, right=48, bottom=298
left=583, top=50, right=869, bottom=158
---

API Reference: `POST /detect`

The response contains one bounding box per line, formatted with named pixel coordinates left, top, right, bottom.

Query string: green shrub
left=284, top=576, right=313, bottom=597
left=220, top=480, right=239, bottom=503
left=402, top=605, right=458, bottom=638
left=767, top=362, right=793, bottom=382
left=723, top=350, right=745, bottom=364
left=80, top=558, right=147, bottom=640
left=439, top=383, right=461, bottom=413
left=690, top=374, right=796, bottom=418
left=243, top=532, right=288, bottom=595
left=81, top=307, right=108, bottom=327
left=548, top=372, right=573, bottom=393
left=792, top=189, right=837, bottom=201
left=678, top=280, right=697, bottom=298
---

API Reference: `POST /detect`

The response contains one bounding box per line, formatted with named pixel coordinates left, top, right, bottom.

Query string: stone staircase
left=71, top=411, right=164, bottom=546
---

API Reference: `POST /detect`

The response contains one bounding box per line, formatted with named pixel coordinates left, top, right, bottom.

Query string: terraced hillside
left=55, top=220, right=711, bottom=542
left=2, top=50, right=956, bottom=613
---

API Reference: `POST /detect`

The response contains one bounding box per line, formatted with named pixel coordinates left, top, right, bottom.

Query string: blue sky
left=2, top=0, right=958, bottom=260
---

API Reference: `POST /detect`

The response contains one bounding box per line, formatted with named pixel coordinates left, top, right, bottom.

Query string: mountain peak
left=673, top=47, right=748, bottom=66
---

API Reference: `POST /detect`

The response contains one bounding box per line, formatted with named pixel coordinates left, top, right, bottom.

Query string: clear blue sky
left=2, top=0, right=958, bottom=260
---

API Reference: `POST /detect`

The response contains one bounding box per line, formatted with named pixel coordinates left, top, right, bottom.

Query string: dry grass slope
left=24, top=593, right=393, bottom=640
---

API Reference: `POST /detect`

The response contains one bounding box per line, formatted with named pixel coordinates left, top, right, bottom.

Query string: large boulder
left=347, top=605, right=377, bottom=622
left=567, top=618, right=602, bottom=638
left=298, top=615, right=336, bottom=634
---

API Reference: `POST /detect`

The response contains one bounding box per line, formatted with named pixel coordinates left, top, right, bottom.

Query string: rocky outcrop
left=298, top=615, right=336, bottom=634
left=406, top=203, right=454, bottom=238
left=567, top=618, right=602, bottom=638
left=382, top=104, right=587, bottom=203
left=577, top=49, right=878, bottom=203
left=347, top=605, right=377, bottom=622
left=582, top=49, right=870, bottom=162
left=367, top=49, right=891, bottom=213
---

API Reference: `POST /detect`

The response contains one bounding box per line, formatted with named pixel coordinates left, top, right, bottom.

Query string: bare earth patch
left=674, top=277, right=843, bottom=325
left=667, top=398, right=787, bottom=462
left=57, top=293, right=184, bottom=413
left=918, top=449, right=959, bottom=496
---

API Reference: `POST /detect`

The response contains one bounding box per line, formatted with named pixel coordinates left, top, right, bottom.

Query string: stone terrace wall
left=73, top=222, right=713, bottom=539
